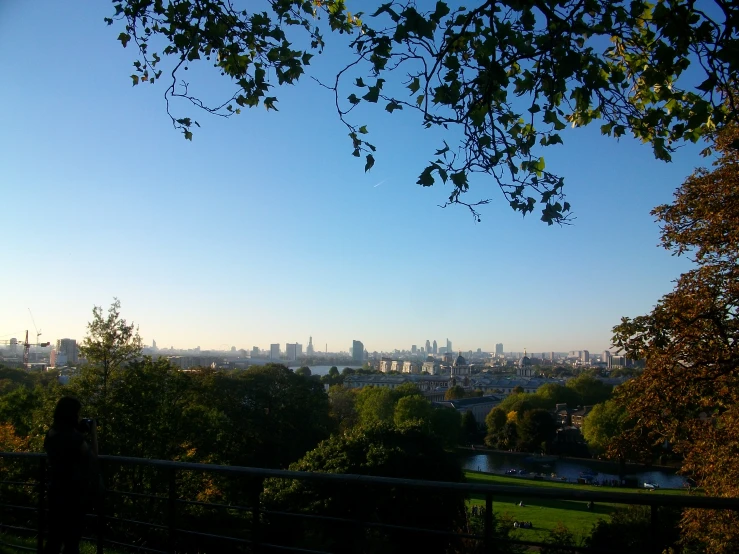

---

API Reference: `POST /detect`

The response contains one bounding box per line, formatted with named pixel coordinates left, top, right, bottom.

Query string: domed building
left=517, top=348, right=536, bottom=377
left=449, top=352, right=471, bottom=387
left=452, top=352, right=470, bottom=375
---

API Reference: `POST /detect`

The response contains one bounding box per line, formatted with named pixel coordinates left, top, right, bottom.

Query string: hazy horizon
left=1, top=324, right=613, bottom=358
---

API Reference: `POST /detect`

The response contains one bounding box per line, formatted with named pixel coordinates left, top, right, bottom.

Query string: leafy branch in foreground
left=109, top=0, right=738, bottom=223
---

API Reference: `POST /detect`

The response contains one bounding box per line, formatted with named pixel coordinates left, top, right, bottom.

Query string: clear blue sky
left=1, top=1, right=703, bottom=354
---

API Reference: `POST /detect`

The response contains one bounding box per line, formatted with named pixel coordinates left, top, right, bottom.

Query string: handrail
left=3, top=450, right=739, bottom=554
left=2, top=451, right=738, bottom=510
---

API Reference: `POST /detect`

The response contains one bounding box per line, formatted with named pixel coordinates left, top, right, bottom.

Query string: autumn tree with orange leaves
left=612, top=121, right=739, bottom=553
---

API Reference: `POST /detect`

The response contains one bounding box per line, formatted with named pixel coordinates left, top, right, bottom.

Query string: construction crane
left=0, top=332, right=51, bottom=367
left=22, top=310, right=49, bottom=367
left=28, top=308, right=42, bottom=345
left=23, top=330, right=50, bottom=365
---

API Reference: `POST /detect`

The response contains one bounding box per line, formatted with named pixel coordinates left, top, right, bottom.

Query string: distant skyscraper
left=352, top=340, right=364, bottom=363
left=495, top=343, right=504, bottom=356
left=411, top=345, right=417, bottom=354
left=252, top=346, right=259, bottom=358
left=581, top=350, right=590, bottom=363
left=602, top=350, right=612, bottom=364
left=432, top=340, right=438, bottom=355
left=270, top=343, right=280, bottom=360
left=286, top=343, right=298, bottom=361
left=306, top=336, right=314, bottom=356
left=56, top=339, right=78, bottom=364
left=550, top=351, right=555, bottom=361
left=446, top=338, right=452, bottom=353
left=425, top=340, right=431, bottom=353
left=152, top=339, right=157, bottom=350
left=50, top=349, right=67, bottom=367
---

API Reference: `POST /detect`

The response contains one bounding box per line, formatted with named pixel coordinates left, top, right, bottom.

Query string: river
left=460, top=451, right=687, bottom=489
left=288, top=365, right=363, bottom=376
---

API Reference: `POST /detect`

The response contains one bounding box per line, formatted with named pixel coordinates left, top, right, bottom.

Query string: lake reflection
left=461, top=451, right=686, bottom=489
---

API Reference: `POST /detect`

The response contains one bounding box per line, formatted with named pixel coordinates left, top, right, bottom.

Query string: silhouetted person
left=44, top=397, right=98, bottom=554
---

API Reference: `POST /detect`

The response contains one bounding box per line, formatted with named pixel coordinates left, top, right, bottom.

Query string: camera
left=78, top=418, right=97, bottom=433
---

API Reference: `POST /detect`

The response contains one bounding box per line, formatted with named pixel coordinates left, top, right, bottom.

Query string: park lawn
left=464, top=470, right=690, bottom=544
left=465, top=484, right=615, bottom=544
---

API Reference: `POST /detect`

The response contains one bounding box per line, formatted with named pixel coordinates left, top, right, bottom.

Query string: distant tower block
left=307, top=336, right=315, bottom=356
left=352, top=340, right=364, bottom=364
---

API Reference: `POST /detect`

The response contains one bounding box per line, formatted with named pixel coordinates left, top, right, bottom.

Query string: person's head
left=53, top=396, right=81, bottom=429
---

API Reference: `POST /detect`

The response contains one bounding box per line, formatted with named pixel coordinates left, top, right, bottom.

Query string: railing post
left=37, top=457, right=46, bottom=554
left=96, top=459, right=105, bottom=554
left=167, top=467, right=177, bottom=554
left=650, top=504, right=659, bottom=554
left=251, top=478, right=263, bottom=554
left=352, top=484, right=365, bottom=553
left=483, top=493, right=493, bottom=553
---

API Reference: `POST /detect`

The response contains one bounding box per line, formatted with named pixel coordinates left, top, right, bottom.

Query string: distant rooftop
left=345, top=374, right=450, bottom=383
left=436, top=395, right=503, bottom=409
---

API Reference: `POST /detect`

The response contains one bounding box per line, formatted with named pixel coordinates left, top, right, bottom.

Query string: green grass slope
left=464, top=470, right=690, bottom=544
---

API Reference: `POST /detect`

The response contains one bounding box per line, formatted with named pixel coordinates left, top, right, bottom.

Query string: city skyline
left=1, top=1, right=699, bottom=355
left=0, top=321, right=612, bottom=357
left=1, top=340, right=613, bottom=363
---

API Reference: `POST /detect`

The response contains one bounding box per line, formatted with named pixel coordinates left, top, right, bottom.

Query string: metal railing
left=1, top=451, right=739, bottom=554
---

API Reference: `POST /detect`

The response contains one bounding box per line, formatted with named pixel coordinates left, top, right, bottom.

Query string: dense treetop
left=263, top=423, right=466, bottom=552
left=612, top=121, right=739, bottom=552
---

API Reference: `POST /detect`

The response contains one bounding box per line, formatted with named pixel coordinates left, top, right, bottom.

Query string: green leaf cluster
left=111, top=0, right=737, bottom=223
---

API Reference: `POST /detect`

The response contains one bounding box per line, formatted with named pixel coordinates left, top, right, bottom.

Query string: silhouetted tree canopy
left=262, top=423, right=465, bottom=553
left=517, top=408, right=557, bottom=452
left=294, top=366, right=311, bottom=377
left=586, top=506, right=681, bottom=553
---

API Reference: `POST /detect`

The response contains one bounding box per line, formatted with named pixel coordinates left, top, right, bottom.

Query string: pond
left=460, top=451, right=687, bottom=489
